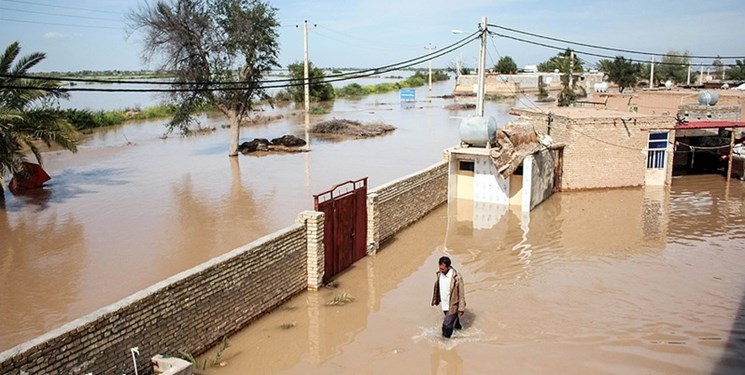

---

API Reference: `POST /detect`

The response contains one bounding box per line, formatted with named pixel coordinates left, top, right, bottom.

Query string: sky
left=0, top=0, right=744, bottom=73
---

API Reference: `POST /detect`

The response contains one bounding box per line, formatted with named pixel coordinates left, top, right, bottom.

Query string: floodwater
left=2, top=77, right=744, bottom=374
left=197, top=176, right=745, bottom=374
left=0, top=78, right=523, bottom=351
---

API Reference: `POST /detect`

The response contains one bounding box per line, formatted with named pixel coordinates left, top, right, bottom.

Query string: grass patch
left=327, top=291, right=355, bottom=306
left=310, top=106, right=329, bottom=115
left=335, top=70, right=449, bottom=98
left=279, top=322, right=296, bottom=330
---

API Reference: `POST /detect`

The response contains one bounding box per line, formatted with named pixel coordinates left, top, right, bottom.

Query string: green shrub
left=335, top=83, right=367, bottom=98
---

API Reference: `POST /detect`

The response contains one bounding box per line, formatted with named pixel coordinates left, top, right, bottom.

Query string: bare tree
left=129, top=0, right=280, bottom=156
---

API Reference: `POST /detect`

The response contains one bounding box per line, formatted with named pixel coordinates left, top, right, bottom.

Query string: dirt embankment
left=311, top=119, right=395, bottom=138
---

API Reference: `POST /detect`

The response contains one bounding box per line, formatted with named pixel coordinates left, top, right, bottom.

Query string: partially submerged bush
left=311, top=118, right=395, bottom=138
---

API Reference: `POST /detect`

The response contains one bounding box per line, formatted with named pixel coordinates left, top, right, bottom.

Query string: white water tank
left=459, top=116, right=499, bottom=147
left=698, top=91, right=719, bottom=106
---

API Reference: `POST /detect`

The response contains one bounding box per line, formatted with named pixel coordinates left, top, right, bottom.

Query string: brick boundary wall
left=1, top=160, right=452, bottom=374
left=0, top=212, right=325, bottom=375
left=367, top=161, right=448, bottom=253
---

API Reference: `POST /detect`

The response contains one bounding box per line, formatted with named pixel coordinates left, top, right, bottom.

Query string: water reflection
left=191, top=176, right=745, bottom=374
left=0, top=209, right=85, bottom=347
left=429, top=347, right=463, bottom=375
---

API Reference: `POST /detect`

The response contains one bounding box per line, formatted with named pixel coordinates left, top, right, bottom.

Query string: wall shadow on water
left=714, top=289, right=745, bottom=374
left=3, top=167, right=131, bottom=211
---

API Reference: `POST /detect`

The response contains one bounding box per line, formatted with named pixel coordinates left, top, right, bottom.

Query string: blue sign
left=400, top=89, right=415, bottom=101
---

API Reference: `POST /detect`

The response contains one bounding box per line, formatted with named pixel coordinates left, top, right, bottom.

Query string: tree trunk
left=228, top=111, right=240, bottom=157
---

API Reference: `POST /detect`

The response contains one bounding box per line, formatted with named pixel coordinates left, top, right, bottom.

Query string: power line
left=1, top=30, right=480, bottom=87
left=0, top=0, right=123, bottom=15
left=489, top=31, right=739, bottom=68
left=0, top=17, right=122, bottom=29
left=0, top=5, right=122, bottom=21
left=488, top=23, right=745, bottom=60
left=1, top=30, right=480, bottom=93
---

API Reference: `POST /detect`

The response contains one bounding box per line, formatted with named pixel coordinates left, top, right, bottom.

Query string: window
left=459, top=160, right=475, bottom=172
left=647, top=132, right=668, bottom=169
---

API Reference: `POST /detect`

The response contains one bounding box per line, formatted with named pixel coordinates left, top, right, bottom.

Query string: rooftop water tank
left=459, top=115, right=499, bottom=147
left=698, top=91, right=719, bottom=106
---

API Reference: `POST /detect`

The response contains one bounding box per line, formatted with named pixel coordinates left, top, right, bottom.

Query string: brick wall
left=1, top=161, right=453, bottom=374
left=0, top=213, right=323, bottom=375
left=367, top=161, right=448, bottom=252
left=516, top=110, right=674, bottom=190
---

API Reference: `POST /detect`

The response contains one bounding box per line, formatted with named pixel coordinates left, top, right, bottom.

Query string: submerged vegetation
left=55, top=68, right=449, bottom=133
left=61, top=104, right=181, bottom=130
left=327, top=291, right=355, bottom=306
left=334, top=70, right=449, bottom=98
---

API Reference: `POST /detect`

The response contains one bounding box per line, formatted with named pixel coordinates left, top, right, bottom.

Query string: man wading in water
left=431, top=256, right=466, bottom=338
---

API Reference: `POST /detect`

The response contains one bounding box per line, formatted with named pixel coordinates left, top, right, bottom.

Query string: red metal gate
left=313, top=178, right=367, bottom=282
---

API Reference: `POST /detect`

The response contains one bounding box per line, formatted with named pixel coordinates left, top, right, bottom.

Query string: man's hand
left=458, top=310, right=465, bottom=316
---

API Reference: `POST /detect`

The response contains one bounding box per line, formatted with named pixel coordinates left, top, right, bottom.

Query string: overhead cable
left=1, top=30, right=480, bottom=89
left=489, top=31, right=740, bottom=68
left=488, top=23, right=745, bottom=60
left=0, top=31, right=480, bottom=93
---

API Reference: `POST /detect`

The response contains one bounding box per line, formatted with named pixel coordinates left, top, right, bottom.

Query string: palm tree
left=0, top=42, right=78, bottom=195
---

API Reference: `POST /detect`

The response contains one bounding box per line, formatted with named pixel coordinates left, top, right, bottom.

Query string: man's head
left=438, top=256, right=451, bottom=273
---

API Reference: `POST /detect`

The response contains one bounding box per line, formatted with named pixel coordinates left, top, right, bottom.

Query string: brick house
left=511, top=108, right=676, bottom=190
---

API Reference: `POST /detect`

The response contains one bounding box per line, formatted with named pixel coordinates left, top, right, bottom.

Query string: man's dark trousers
left=442, top=311, right=462, bottom=338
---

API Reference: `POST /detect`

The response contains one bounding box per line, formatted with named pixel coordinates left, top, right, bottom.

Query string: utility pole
left=569, top=50, right=575, bottom=88
left=303, top=20, right=310, bottom=113
left=476, top=16, right=487, bottom=117
left=425, top=43, right=436, bottom=94
left=687, top=64, right=691, bottom=85
left=649, top=56, right=655, bottom=89
left=699, top=63, right=704, bottom=85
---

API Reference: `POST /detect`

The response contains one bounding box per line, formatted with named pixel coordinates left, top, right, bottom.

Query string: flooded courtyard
left=198, top=176, right=745, bottom=374
left=1, top=77, right=745, bottom=374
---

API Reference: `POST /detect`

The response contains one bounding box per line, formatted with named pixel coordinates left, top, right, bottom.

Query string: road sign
left=400, top=89, right=415, bottom=101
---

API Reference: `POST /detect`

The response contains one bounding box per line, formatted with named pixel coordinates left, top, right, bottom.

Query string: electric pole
left=699, top=63, right=704, bottom=85
left=303, top=20, right=310, bottom=113
left=687, top=64, right=691, bottom=85
left=649, top=56, right=655, bottom=89
left=476, top=16, right=487, bottom=117
left=425, top=43, right=436, bottom=94
left=569, top=50, right=574, bottom=88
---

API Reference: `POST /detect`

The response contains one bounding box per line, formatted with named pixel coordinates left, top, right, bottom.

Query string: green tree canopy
left=654, top=50, right=691, bottom=84
left=285, top=61, right=334, bottom=102
left=597, top=56, right=642, bottom=93
left=727, top=59, right=745, bottom=80
left=1, top=42, right=78, bottom=192
left=129, top=0, right=280, bottom=156
left=537, top=48, right=584, bottom=73
left=494, top=56, right=517, bottom=74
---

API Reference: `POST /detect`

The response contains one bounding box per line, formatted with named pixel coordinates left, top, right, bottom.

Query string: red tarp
left=9, top=162, right=51, bottom=193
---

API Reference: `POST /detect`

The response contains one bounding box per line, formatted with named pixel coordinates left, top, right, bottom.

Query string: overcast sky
left=1, top=0, right=743, bottom=73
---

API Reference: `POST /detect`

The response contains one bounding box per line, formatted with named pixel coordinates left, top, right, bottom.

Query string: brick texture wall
left=516, top=110, right=674, bottom=190
left=367, top=161, right=448, bottom=252
left=1, top=161, right=452, bottom=374
left=0, top=221, right=314, bottom=375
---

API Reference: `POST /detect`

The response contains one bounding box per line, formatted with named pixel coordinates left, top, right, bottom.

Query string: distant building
left=512, top=108, right=675, bottom=189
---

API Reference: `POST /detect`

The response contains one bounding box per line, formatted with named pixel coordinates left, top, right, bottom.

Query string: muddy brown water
left=0, top=80, right=519, bottom=351
left=196, top=176, right=745, bottom=374
left=2, top=80, right=745, bottom=374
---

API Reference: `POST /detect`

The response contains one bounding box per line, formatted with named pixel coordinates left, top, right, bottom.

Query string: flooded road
left=197, top=175, right=745, bottom=374
left=0, top=79, right=522, bottom=350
